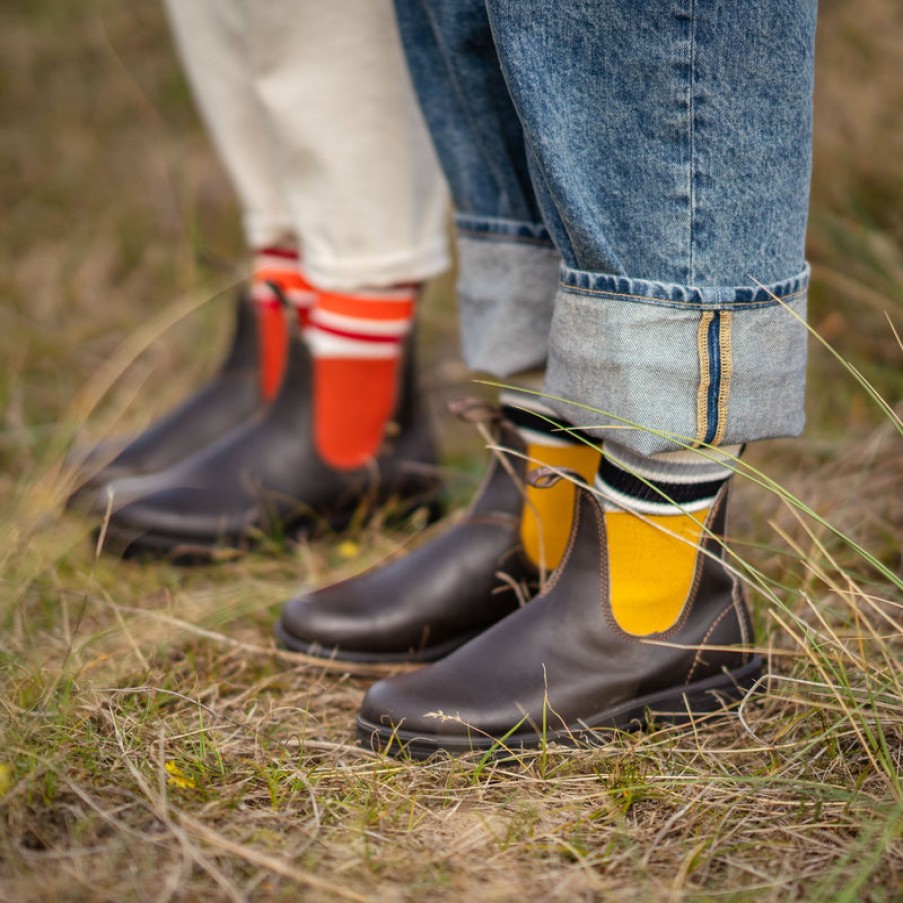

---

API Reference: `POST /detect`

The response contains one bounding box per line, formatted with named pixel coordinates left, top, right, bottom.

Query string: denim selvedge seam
left=693, top=310, right=734, bottom=447
left=715, top=312, right=733, bottom=447
left=704, top=312, right=721, bottom=445
left=706, top=313, right=722, bottom=444
left=696, top=311, right=713, bottom=446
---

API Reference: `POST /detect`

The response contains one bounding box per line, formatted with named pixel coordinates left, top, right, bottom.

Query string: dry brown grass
left=1, top=2, right=901, bottom=901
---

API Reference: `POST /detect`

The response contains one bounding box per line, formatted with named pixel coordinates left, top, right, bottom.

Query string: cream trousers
left=164, top=0, right=450, bottom=290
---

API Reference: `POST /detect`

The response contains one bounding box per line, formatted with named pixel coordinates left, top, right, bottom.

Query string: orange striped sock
left=308, top=285, right=416, bottom=469
left=251, top=247, right=316, bottom=400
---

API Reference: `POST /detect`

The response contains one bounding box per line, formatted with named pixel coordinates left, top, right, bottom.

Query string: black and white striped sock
left=595, top=441, right=742, bottom=515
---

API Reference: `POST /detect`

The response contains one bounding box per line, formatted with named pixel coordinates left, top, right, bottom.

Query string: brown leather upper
left=98, top=324, right=441, bottom=553
left=277, top=415, right=540, bottom=662
left=358, top=479, right=757, bottom=749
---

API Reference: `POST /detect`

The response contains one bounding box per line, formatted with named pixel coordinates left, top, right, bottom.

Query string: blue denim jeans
left=394, top=0, right=817, bottom=455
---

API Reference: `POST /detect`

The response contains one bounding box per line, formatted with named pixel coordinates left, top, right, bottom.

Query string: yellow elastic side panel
left=520, top=443, right=600, bottom=571
left=606, top=508, right=710, bottom=636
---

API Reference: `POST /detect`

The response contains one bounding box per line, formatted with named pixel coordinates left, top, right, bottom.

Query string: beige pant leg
left=164, top=0, right=295, bottom=249
left=164, top=0, right=450, bottom=288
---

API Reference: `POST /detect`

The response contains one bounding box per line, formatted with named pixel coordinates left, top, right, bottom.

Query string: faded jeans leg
left=398, top=0, right=817, bottom=451
left=483, top=0, right=817, bottom=452
left=394, top=0, right=561, bottom=376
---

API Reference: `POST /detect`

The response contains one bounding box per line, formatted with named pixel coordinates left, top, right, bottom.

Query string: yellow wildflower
left=164, top=760, right=196, bottom=790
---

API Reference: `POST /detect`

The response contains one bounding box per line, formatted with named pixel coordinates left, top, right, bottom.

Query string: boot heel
left=649, top=656, right=764, bottom=724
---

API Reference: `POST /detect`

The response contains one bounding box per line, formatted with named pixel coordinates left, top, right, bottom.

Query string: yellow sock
left=605, top=507, right=710, bottom=635
left=501, top=391, right=603, bottom=572
left=520, top=442, right=600, bottom=571
left=596, top=441, right=740, bottom=636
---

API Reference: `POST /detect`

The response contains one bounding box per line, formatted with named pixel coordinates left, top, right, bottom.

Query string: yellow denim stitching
left=694, top=311, right=714, bottom=447
left=712, top=311, right=733, bottom=446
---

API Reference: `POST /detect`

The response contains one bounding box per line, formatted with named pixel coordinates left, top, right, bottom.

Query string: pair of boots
left=71, top=276, right=760, bottom=756
left=71, top=283, right=442, bottom=560
left=276, top=400, right=761, bottom=759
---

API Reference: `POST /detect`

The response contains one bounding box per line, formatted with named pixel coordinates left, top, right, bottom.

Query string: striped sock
left=308, top=285, right=416, bottom=470
left=251, top=247, right=316, bottom=400
left=595, top=441, right=742, bottom=635
left=500, top=391, right=601, bottom=572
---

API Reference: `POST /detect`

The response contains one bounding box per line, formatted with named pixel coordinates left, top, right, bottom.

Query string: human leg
left=90, top=1, right=451, bottom=557
left=478, top=0, right=813, bottom=453
left=70, top=0, right=307, bottom=502
left=275, top=0, right=600, bottom=659
left=396, top=0, right=603, bottom=548
left=358, top=0, right=817, bottom=755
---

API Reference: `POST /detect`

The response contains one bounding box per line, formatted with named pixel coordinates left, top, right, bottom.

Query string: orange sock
left=251, top=247, right=316, bottom=400
left=308, top=285, right=416, bottom=469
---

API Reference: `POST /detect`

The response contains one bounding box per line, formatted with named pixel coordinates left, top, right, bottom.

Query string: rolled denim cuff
left=545, top=265, right=810, bottom=456
left=455, top=214, right=561, bottom=376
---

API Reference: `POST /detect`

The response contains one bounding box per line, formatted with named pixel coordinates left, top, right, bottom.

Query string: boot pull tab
left=447, top=397, right=503, bottom=424
left=526, top=465, right=588, bottom=490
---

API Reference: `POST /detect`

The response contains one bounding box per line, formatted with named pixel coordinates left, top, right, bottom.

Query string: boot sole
left=273, top=617, right=485, bottom=670
left=356, top=656, right=763, bottom=760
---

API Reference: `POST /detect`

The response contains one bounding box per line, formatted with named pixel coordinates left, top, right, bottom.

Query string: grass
left=1, top=1, right=901, bottom=901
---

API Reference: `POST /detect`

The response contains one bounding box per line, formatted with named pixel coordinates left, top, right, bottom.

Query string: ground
left=0, top=2, right=901, bottom=901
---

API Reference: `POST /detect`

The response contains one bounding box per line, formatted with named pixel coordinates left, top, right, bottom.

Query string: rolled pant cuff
left=545, top=265, right=810, bottom=457
left=243, top=212, right=297, bottom=251
left=455, top=214, right=561, bottom=377
left=303, top=237, right=452, bottom=292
